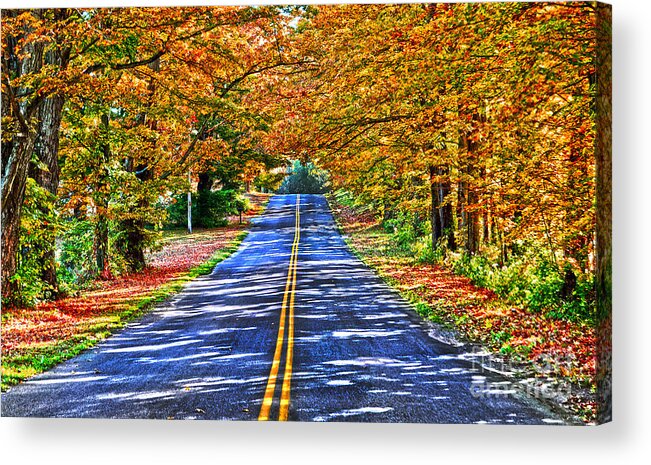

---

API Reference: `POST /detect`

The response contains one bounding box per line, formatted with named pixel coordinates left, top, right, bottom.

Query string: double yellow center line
left=258, top=195, right=300, bottom=421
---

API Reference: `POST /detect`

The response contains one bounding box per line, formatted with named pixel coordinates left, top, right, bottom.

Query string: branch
left=219, top=59, right=315, bottom=98
left=1, top=72, right=40, bottom=134
left=83, top=50, right=165, bottom=75
left=159, top=118, right=211, bottom=180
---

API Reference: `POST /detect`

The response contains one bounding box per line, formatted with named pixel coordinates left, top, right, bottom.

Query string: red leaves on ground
left=1, top=195, right=269, bottom=357
left=334, top=200, right=596, bottom=382
left=389, top=263, right=595, bottom=379
left=2, top=228, right=239, bottom=353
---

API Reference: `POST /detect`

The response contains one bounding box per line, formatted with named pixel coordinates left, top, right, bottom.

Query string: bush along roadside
left=1, top=228, right=249, bottom=391
left=326, top=192, right=597, bottom=423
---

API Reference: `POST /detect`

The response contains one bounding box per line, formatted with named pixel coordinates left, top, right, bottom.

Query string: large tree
left=1, top=9, right=78, bottom=300
left=267, top=2, right=598, bottom=277
left=2, top=6, right=299, bottom=300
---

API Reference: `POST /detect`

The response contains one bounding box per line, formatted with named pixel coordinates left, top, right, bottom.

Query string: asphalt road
left=1, top=194, right=568, bottom=424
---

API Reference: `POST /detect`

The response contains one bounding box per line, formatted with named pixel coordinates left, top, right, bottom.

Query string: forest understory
left=328, top=194, right=598, bottom=423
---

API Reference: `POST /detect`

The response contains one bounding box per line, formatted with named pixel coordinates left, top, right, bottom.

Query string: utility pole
left=187, top=169, right=192, bottom=234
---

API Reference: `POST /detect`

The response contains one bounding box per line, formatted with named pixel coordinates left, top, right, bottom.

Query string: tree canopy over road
left=2, top=6, right=299, bottom=303
left=270, top=3, right=601, bottom=310
left=1, top=2, right=610, bottom=423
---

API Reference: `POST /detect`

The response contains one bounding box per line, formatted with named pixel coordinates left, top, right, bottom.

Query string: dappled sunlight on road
left=2, top=195, right=569, bottom=424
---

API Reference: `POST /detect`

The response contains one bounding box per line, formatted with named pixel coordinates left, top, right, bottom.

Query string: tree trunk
left=94, top=215, right=111, bottom=279
left=497, top=224, right=508, bottom=266
left=466, top=186, right=480, bottom=255
left=94, top=113, right=112, bottom=278
left=462, top=115, right=482, bottom=255
left=483, top=210, right=490, bottom=245
left=197, top=172, right=213, bottom=228
left=440, top=180, right=455, bottom=250
left=458, top=136, right=479, bottom=255
left=29, top=93, right=66, bottom=295
left=457, top=178, right=466, bottom=240
left=429, top=164, right=455, bottom=252
left=429, top=165, right=443, bottom=248
left=27, top=21, right=71, bottom=296
left=1, top=13, right=45, bottom=302
left=122, top=219, right=146, bottom=272
left=121, top=162, right=154, bottom=273
left=595, top=3, right=612, bottom=424
left=1, top=135, right=38, bottom=302
left=121, top=57, right=160, bottom=272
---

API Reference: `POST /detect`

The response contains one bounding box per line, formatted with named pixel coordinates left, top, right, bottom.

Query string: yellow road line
left=279, top=197, right=300, bottom=420
left=258, top=195, right=300, bottom=421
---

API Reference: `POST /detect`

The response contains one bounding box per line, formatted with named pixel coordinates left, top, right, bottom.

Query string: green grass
left=1, top=230, right=248, bottom=391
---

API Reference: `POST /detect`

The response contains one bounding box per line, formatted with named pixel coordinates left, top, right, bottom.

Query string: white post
left=187, top=169, right=192, bottom=234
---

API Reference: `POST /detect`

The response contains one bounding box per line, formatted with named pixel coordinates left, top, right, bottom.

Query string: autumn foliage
left=1, top=3, right=609, bottom=419
left=267, top=3, right=598, bottom=293
left=2, top=6, right=297, bottom=304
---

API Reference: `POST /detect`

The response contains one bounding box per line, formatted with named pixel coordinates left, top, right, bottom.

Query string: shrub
left=254, top=171, right=285, bottom=192
left=11, top=179, right=59, bottom=306
left=451, top=249, right=595, bottom=323
left=164, top=189, right=247, bottom=229
left=164, top=194, right=190, bottom=228
left=57, top=218, right=96, bottom=289
left=382, top=210, right=429, bottom=253
left=278, top=161, right=329, bottom=194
